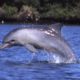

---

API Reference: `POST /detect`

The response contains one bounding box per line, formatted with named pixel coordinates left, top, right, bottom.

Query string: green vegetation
left=0, top=0, right=80, bottom=21
left=2, top=4, right=18, bottom=18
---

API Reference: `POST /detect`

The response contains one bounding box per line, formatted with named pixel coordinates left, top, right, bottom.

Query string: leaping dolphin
left=0, top=23, right=77, bottom=63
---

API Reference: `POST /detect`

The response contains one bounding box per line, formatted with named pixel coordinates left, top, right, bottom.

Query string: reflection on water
left=0, top=24, right=80, bottom=80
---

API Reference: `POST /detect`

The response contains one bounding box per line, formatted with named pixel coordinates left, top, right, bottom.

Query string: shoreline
left=0, top=17, right=80, bottom=25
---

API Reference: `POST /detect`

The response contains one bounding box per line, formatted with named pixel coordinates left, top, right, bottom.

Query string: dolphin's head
left=0, top=30, right=20, bottom=49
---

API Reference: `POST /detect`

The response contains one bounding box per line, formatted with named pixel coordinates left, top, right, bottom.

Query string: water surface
left=0, top=24, right=80, bottom=80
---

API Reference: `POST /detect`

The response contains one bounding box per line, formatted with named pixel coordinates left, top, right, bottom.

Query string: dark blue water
left=0, top=24, right=80, bottom=80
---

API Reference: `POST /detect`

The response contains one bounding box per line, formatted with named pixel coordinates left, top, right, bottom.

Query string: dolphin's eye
left=11, top=40, right=15, bottom=42
left=8, top=40, right=15, bottom=44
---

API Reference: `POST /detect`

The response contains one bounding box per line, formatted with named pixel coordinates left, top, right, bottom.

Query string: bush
left=2, top=4, right=18, bottom=18
left=17, top=5, right=40, bottom=21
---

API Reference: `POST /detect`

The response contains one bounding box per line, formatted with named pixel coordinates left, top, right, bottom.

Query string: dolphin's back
left=10, top=23, right=63, bottom=35
left=3, top=23, right=62, bottom=42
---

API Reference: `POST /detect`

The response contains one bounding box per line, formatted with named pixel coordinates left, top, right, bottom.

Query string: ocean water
left=0, top=24, right=80, bottom=80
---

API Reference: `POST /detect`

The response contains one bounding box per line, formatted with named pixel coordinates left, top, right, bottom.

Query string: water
left=0, top=24, right=80, bottom=80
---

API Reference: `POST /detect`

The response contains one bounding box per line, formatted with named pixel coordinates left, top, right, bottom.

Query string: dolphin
left=0, top=23, right=77, bottom=63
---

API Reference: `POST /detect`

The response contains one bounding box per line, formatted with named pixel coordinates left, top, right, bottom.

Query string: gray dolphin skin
left=0, top=23, right=77, bottom=63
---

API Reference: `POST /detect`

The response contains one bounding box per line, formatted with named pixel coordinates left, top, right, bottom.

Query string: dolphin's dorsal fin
left=49, top=23, right=63, bottom=35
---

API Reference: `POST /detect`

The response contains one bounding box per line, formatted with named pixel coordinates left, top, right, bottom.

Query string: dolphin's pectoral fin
left=25, top=44, right=37, bottom=53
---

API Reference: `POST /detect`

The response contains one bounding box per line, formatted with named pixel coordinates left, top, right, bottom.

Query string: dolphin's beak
left=0, top=40, right=17, bottom=49
left=0, top=43, right=11, bottom=49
